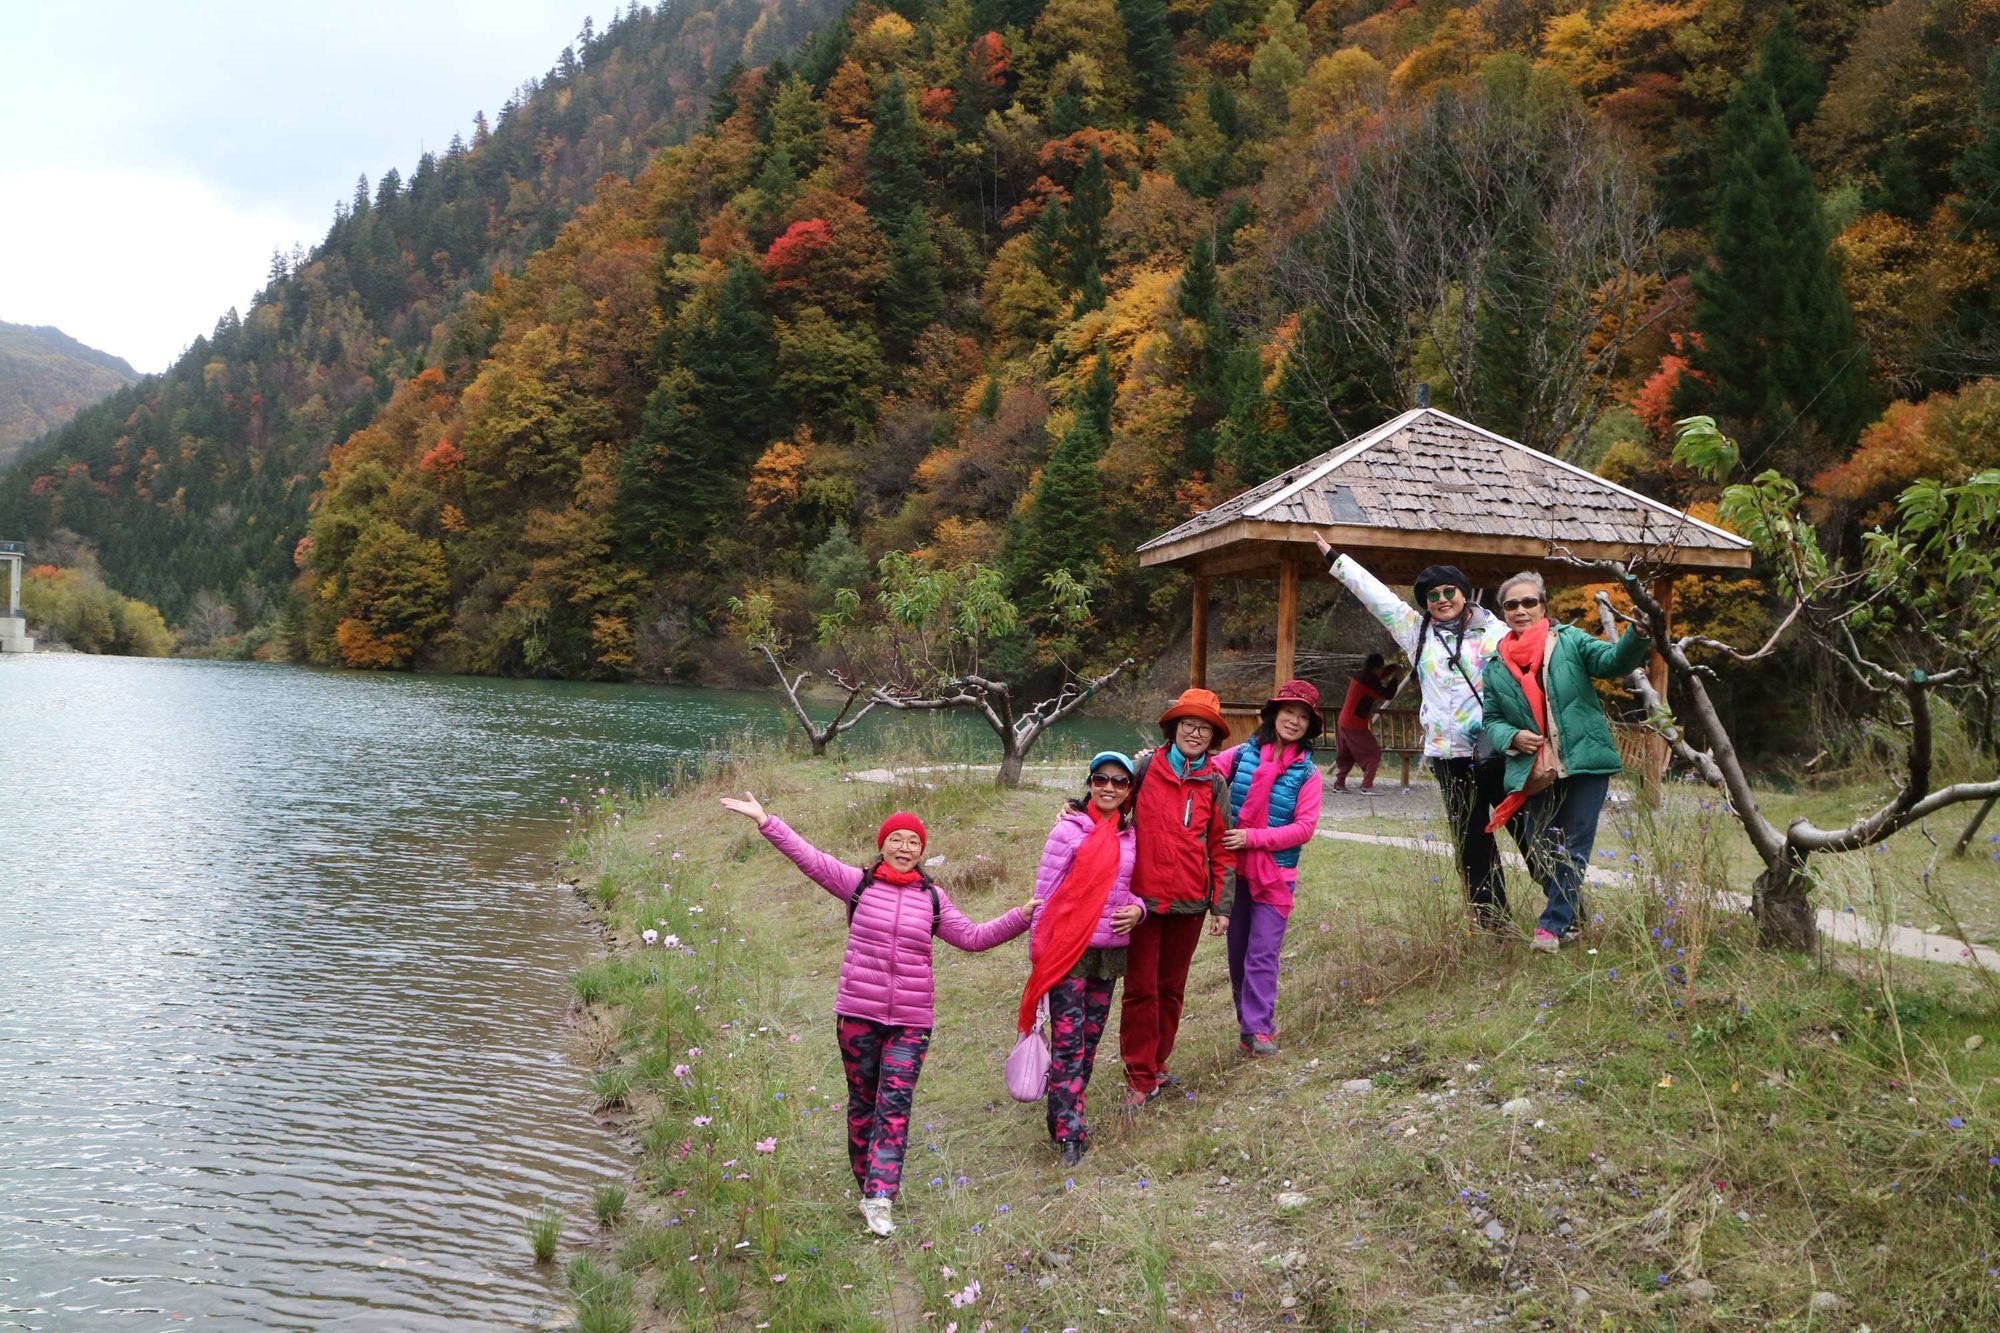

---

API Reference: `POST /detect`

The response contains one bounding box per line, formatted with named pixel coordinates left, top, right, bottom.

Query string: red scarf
left=1485, top=618, right=1551, bottom=833
left=871, top=861, right=923, bottom=886
left=1236, top=741, right=1302, bottom=912
left=1017, top=804, right=1122, bottom=1034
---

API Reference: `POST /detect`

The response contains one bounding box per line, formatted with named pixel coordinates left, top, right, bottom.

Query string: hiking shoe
left=1146, top=1070, right=1180, bottom=1102
left=1561, top=923, right=1584, bottom=942
left=1058, top=1139, right=1086, bottom=1168
left=1246, top=1033, right=1278, bottom=1057
left=1530, top=929, right=1561, bottom=954
left=1121, top=1088, right=1152, bottom=1113
left=859, top=1197, right=895, bottom=1236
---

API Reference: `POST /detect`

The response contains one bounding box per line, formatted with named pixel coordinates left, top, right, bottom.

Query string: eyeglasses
left=1177, top=720, right=1214, bottom=735
left=1502, top=596, right=1543, bottom=611
left=1089, top=772, right=1132, bottom=789
left=1424, top=586, right=1464, bottom=604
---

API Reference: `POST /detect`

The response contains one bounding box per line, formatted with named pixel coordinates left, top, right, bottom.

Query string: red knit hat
left=876, top=812, right=928, bottom=850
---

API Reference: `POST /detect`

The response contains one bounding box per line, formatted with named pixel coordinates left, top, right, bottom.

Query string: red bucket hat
left=1260, top=678, right=1324, bottom=740
left=1158, top=687, right=1230, bottom=745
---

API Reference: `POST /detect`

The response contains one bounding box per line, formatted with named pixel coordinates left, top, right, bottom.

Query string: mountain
left=3, top=0, right=1996, bottom=684
left=0, top=323, right=138, bottom=468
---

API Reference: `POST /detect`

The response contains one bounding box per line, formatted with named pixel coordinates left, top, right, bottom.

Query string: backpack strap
left=846, top=867, right=941, bottom=936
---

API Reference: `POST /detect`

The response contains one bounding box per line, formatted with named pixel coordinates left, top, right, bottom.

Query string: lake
left=0, top=655, right=1142, bottom=1330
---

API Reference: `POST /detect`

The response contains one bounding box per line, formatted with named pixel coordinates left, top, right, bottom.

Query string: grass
left=554, top=750, right=2000, bottom=1329
left=593, top=1181, right=629, bottom=1227
left=529, top=1205, right=562, bottom=1266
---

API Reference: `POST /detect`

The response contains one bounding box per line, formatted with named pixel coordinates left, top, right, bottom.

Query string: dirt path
left=848, top=764, right=2000, bottom=972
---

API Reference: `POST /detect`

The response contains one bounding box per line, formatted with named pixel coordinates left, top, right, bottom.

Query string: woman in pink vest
left=721, top=792, right=1034, bottom=1237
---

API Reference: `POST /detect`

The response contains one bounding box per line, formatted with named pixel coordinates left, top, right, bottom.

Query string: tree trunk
left=1751, top=846, right=1818, bottom=951
left=1954, top=794, right=1997, bottom=858
left=809, top=732, right=829, bottom=756
left=996, top=745, right=1026, bottom=789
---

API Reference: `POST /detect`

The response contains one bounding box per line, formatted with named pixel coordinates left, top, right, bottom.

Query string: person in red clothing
left=1332, top=653, right=1404, bottom=793
left=1118, top=687, right=1234, bottom=1111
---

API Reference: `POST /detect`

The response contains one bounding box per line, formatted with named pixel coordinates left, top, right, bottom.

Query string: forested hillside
left=4, top=0, right=1996, bottom=687
left=0, top=323, right=137, bottom=468
left=0, top=0, right=841, bottom=631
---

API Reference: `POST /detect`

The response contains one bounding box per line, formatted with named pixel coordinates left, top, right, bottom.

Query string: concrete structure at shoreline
left=1, top=541, right=34, bottom=653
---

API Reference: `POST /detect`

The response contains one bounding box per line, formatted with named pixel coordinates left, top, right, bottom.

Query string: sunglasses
left=1502, top=596, right=1543, bottom=611
left=1089, top=772, right=1132, bottom=789
left=1424, top=586, right=1464, bottom=604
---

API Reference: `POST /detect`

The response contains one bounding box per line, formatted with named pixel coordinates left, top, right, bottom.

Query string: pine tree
left=864, top=75, right=926, bottom=222
left=1690, top=78, right=1874, bottom=467
left=1756, top=8, right=1823, bottom=133
left=881, top=209, right=946, bottom=358
left=1118, top=0, right=1180, bottom=127
left=1176, top=231, right=1232, bottom=471
left=1014, top=353, right=1114, bottom=591
left=1953, top=51, right=2000, bottom=236
left=1273, top=306, right=1394, bottom=457
left=1062, top=150, right=1112, bottom=289
left=617, top=260, right=788, bottom=555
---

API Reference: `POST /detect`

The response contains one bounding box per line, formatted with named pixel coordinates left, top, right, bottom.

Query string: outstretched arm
left=936, top=890, right=1031, bottom=952
left=1316, top=533, right=1423, bottom=657
left=722, top=792, right=865, bottom=902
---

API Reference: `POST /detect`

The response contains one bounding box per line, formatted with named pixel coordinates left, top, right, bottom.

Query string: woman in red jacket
left=1118, top=688, right=1234, bottom=1111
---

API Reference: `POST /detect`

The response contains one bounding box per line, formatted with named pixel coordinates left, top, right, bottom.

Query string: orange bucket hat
left=1157, top=687, right=1230, bottom=744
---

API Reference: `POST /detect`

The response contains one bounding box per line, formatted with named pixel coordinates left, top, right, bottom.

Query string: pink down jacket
left=760, top=817, right=1028, bottom=1028
left=1029, top=808, right=1143, bottom=958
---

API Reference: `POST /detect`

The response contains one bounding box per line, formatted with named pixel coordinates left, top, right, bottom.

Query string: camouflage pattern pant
left=836, top=1016, right=931, bottom=1200
left=1044, top=975, right=1116, bottom=1144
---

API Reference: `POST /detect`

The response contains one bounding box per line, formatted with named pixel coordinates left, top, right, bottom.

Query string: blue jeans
left=1514, top=773, right=1611, bottom=936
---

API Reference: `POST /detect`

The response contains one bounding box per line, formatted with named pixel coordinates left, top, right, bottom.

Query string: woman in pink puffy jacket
left=1022, top=752, right=1145, bottom=1167
left=720, top=791, right=1034, bottom=1238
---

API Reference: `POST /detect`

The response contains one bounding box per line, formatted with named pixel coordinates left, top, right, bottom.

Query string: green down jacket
left=1479, top=623, right=1653, bottom=791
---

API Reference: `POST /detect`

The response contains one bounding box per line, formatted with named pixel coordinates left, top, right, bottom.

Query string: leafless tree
left=873, top=659, right=1135, bottom=788
left=1274, top=83, right=1665, bottom=455
left=753, top=642, right=876, bottom=756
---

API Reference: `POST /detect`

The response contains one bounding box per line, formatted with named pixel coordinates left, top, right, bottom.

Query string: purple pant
left=1225, top=881, right=1288, bottom=1037
left=836, top=1017, right=930, bottom=1200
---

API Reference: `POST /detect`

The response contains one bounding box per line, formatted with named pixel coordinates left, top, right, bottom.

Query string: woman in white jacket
left=1315, top=533, right=1512, bottom=928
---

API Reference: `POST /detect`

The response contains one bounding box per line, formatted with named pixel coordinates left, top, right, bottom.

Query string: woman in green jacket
left=1478, top=571, right=1651, bottom=954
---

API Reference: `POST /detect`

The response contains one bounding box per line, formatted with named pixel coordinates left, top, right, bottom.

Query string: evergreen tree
left=1756, top=8, right=1823, bottom=133
left=617, top=260, right=787, bottom=555
left=1176, top=231, right=1232, bottom=471
left=1062, top=150, right=1112, bottom=289
left=1690, top=78, right=1874, bottom=467
left=881, top=209, right=946, bottom=357
left=1013, top=352, right=1114, bottom=592
left=1273, top=307, right=1395, bottom=457
left=1118, top=0, right=1180, bottom=127
left=1953, top=51, right=2000, bottom=236
left=864, top=75, right=926, bottom=222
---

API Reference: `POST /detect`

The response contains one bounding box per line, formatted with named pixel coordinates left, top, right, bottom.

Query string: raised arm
left=1324, top=550, right=1423, bottom=657
left=755, top=815, right=866, bottom=903
left=1572, top=624, right=1653, bottom=680
left=936, top=890, right=1030, bottom=953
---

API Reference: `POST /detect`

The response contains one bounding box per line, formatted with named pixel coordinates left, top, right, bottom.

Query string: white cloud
left=0, top=168, right=317, bottom=375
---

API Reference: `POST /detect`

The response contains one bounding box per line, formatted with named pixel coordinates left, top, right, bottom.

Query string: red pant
left=1333, top=726, right=1382, bottom=788
left=1118, top=912, right=1207, bottom=1093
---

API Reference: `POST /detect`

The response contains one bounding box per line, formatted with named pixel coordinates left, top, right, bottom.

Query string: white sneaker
left=859, top=1197, right=895, bottom=1236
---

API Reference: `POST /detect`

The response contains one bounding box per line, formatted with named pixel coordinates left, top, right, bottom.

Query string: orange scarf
left=1486, top=618, right=1551, bottom=833
left=1017, top=804, right=1121, bottom=1034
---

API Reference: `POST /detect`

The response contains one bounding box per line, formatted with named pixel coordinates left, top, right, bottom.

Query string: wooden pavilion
left=1137, top=407, right=1754, bottom=777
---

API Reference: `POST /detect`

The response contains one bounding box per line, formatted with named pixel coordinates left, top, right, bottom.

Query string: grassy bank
left=549, top=753, right=2000, bottom=1331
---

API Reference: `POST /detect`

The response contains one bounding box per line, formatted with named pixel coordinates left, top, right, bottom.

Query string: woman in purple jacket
left=1025, top=752, right=1146, bottom=1166
left=720, top=792, right=1033, bottom=1237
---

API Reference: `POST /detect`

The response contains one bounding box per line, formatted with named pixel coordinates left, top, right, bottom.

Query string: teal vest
left=1227, top=742, right=1315, bottom=870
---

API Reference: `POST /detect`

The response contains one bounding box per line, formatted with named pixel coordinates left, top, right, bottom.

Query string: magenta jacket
left=759, top=817, right=1028, bottom=1028
left=1030, top=807, right=1143, bottom=957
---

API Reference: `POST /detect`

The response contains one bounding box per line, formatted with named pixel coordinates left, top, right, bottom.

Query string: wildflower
left=1607, top=969, right=1618, bottom=980
left=997, top=1204, right=1009, bottom=1213
left=788, top=1034, right=802, bottom=1043
left=673, top=1064, right=691, bottom=1080
left=664, top=934, right=681, bottom=948
left=687, top=1047, right=702, bottom=1058
left=940, top=1265, right=957, bottom=1278
left=932, top=1177, right=944, bottom=1187
left=772, top=1274, right=786, bottom=1284
left=692, top=1115, right=711, bottom=1126
left=1949, top=1117, right=1965, bottom=1130
left=1658, top=1076, right=1674, bottom=1088
left=756, top=1137, right=777, bottom=1152
left=642, top=929, right=658, bottom=945
left=1064, top=1179, right=1074, bottom=1190
left=949, top=1279, right=983, bottom=1307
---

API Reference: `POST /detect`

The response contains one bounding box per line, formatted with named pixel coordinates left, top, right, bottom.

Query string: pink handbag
left=1004, top=998, right=1051, bottom=1102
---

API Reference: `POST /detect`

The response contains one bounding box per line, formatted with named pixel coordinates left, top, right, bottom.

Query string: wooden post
left=1189, top=575, right=1210, bottom=690
left=1274, top=554, right=1299, bottom=693
left=1642, top=576, right=1675, bottom=806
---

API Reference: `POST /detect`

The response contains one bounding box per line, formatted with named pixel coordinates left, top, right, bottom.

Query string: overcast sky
left=0, top=1, right=617, bottom=374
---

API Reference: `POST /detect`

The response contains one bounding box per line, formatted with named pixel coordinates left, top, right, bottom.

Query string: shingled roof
left=1138, top=407, right=1751, bottom=582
